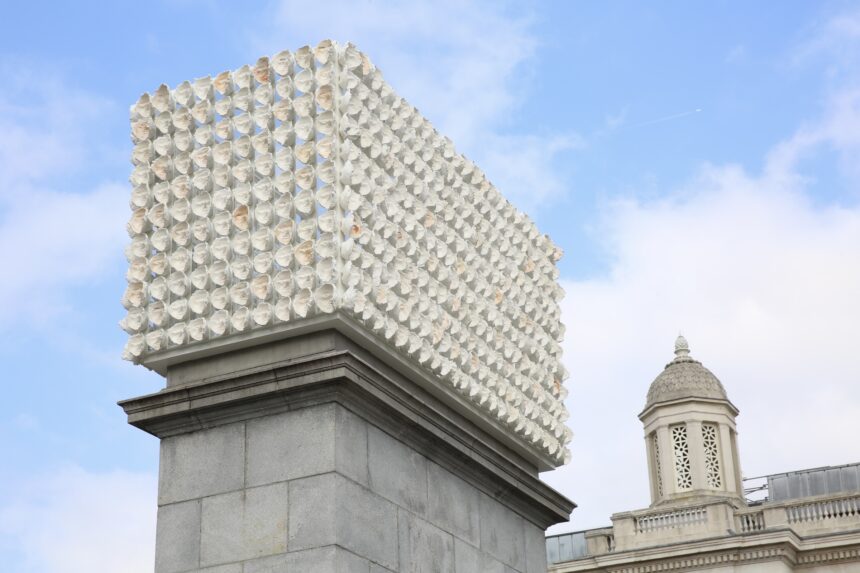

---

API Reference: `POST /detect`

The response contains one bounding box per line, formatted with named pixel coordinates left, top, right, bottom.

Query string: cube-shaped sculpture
left=122, top=41, right=571, bottom=465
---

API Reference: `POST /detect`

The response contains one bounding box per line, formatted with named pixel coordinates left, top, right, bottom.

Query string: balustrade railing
left=635, top=506, right=708, bottom=533
left=547, top=493, right=860, bottom=565
left=736, top=510, right=765, bottom=532
left=785, top=494, right=860, bottom=524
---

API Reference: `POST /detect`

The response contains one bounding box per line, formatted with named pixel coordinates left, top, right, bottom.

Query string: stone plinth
left=120, top=326, right=574, bottom=572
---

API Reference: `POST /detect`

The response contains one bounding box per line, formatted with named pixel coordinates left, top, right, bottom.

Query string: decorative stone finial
left=674, top=334, right=690, bottom=357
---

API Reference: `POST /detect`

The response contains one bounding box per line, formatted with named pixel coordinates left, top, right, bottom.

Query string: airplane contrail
left=629, top=108, right=702, bottom=128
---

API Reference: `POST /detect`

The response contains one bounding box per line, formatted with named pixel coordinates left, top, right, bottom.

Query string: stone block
left=158, top=423, right=244, bottom=505
left=289, top=473, right=338, bottom=551
left=368, top=426, right=428, bottom=515
left=155, top=499, right=200, bottom=573
left=200, top=483, right=289, bottom=566
left=336, top=474, right=400, bottom=570
left=198, top=565, right=243, bottom=573
left=243, top=552, right=295, bottom=573
left=246, top=404, right=369, bottom=488
left=247, top=405, right=338, bottom=487
left=336, top=547, right=374, bottom=573
left=398, top=509, right=455, bottom=573
left=523, top=522, right=548, bottom=573
left=244, top=546, right=372, bottom=573
left=479, top=494, right=525, bottom=571
left=428, top=462, right=481, bottom=546
left=289, top=472, right=399, bottom=568
left=453, top=539, right=480, bottom=573
left=166, top=331, right=340, bottom=388
left=453, top=538, right=515, bottom=573
left=335, top=405, right=369, bottom=486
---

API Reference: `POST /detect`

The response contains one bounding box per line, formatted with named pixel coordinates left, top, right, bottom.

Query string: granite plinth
left=120, top=330, right=574, bottom=572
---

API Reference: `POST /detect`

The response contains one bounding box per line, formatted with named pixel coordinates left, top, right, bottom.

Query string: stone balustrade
left=634, top=506, right=709, bottom=533
left=735, top=508, right=765, bottom=532
left=785, top=493, right=860, bottom=524
left=548, top=492, right=860, bottom=566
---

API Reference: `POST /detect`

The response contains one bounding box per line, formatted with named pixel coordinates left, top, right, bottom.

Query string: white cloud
left=794, top=7, right=860, bottom=81
left=0, top=61, right=111, bottom=193
left=544, top=33, right=860, bottom=529
left=0, top=62, right=127, bottom=330
left=477, top=133, right=584, bottom=213
left=765, top=86, right=860, bottom=189
left=0, top=185, right=128, bottom=327
left=254, top=0, right=577, bottom=212
left=0, top=467, right=156, bottom=573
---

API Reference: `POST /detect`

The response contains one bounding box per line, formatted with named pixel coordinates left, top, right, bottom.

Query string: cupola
left=640, top=336, right=744, bottom=506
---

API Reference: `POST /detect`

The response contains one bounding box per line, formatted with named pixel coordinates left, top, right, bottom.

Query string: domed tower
left=640, top=336, right=744, bottom=507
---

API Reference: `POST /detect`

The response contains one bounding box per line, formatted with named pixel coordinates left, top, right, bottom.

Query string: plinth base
left=120, top=330, right=574, bottom=573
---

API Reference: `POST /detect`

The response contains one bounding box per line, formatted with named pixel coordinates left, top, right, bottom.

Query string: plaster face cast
left=121, top=40, right=572, bottom=465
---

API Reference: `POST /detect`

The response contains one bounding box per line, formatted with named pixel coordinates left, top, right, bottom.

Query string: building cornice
left=639, top=395, right=739, bottom=421
left=550, top=527, right=860, bottom=572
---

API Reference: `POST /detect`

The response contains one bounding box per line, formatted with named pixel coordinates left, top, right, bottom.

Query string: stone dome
left=645, top=336, right=728, bottom=409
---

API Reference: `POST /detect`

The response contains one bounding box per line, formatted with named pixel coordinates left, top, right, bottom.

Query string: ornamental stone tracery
left=671, top=424, right=692, bottom=490
left=702, top=422, right=723, bottom=488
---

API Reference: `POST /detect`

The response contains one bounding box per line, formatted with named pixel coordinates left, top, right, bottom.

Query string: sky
left=0, top=1, right=859, bottom=570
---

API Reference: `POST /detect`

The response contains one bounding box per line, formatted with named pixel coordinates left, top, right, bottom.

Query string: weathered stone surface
left=200, top=483, right=288, bottom=566
left=244, top=546, right=374, bottom=573
left=166, top=330, right=341, bottom=388
left=523, top=522, right=548, bottom=573
left=336, top=548, right=374, bottom=573
left=480, top=494, right=526, bottom=571
left=247, top=405, right=338, bottom=487
left=242, top=552, right=294, bottom=573
left=197, top=565, right=243, bottom=573
left=428, top=462, right=481, bottom=546
left=453, top=538, right=517, bottom=573
left=244, top=547, right=333, bottom=573
left=158, top=423, right=244, bottom=505
left=397, top=509, right=455, bottom=573
left=335, top=405, right=369, bottom=486
left=155, top=499, right=200, bottom=573
left=288, top=473, right=337, bottom=551
left=368, top=426, right=428, bottom=515
left=128, top=332, right=572, bottom=573
left=336, top=474, right=400, bottom=570
left=289, top=472, right=399, bottom=568
left=453, top=539, right=481, bottom=573
left=122, top=331, right=575, bottom=525
left=247, top=403, right=369, bottom=489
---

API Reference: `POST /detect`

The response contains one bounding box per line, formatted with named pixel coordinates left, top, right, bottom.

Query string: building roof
left=644, top=336, right=728, bottom=409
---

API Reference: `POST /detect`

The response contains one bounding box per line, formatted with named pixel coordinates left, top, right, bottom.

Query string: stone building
left=546, top=336, right=860, bottom=572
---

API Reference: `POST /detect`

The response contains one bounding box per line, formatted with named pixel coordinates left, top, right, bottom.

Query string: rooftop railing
left=785, top=494, right=860, bottom=524
left=634, top=505, right=708, bottom=533
left=546, top=528, right=615, bottom=565
left=735, top=508, right=765, bottom=532
left=547, top=476, right=860, bottom=567
left=545, top=531, right=587, bottom=564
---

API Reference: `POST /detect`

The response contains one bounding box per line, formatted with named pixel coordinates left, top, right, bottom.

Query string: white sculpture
left=122, top=40, right=571, bottom=465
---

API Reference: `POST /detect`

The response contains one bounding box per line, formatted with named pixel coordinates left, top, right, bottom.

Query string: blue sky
left=1, top=1, right=859, bottom=570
